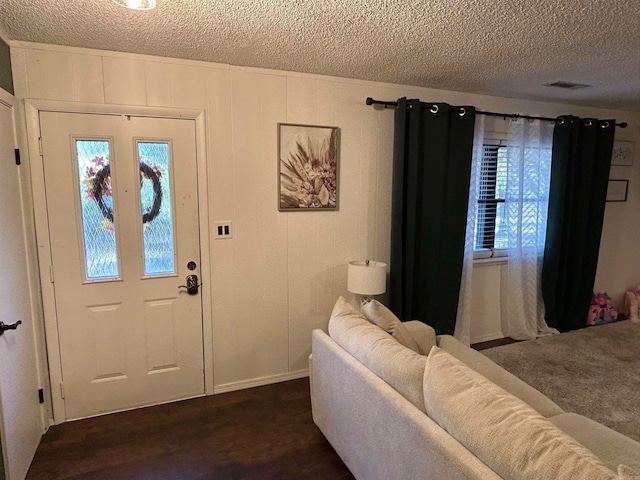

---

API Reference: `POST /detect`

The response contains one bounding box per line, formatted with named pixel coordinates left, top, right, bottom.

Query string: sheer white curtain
left=501, top=118, right=559, bottom=340
left=455, top=115, right=485, bottom=345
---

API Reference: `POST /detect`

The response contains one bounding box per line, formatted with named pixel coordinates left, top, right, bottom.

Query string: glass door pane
left=137, top=141, right=176, bottom=276
left=75, top=139, right=119, bottom=280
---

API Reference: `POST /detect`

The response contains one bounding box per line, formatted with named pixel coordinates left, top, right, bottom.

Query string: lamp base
left=357, top=295, right=374, bottom=306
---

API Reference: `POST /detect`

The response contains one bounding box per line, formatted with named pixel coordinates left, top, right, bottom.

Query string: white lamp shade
left=347, top=261, right=387, bottom=296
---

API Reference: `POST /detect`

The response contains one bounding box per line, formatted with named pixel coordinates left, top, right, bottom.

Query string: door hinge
left=14, top=149, right=21, bottom=166
left=38, top=137, right=43, bottom=156
left=49, top=265, right=54, bottom=283
left=38, top=388, right=44, bottom=404
left=59, top=383, right=65, bottom=399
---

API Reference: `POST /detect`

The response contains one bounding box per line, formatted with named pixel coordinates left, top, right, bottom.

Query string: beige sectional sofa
left=310, top=297, right=640, bottom=480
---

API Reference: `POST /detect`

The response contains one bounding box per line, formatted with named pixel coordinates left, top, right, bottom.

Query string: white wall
left=596, top=133, right=640, bottom=307
left=10, top=42, right=640, bottom=395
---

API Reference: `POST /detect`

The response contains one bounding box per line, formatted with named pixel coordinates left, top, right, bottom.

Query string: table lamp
left=347, top=260, right=387, bottom=304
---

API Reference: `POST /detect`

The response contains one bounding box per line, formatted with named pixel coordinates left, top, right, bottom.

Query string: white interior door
left=40, top=112, right=204, bottom=420
left=0, top=101, right=43, bottom=478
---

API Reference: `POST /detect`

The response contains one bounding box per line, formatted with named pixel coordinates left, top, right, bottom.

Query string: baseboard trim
left=213, top=369, right=309, bottom=395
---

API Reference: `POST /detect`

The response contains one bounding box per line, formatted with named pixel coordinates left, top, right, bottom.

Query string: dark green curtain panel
left=389, top=98, right=476, bottom=335
left=542, top=116, right=616, bottom=331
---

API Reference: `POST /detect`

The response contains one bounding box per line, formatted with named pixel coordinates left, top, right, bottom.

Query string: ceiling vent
left=544, top=81, right=591, bottom=89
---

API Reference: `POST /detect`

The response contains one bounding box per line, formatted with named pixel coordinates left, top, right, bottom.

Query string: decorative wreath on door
left=91, top=161, right=163, bottom=224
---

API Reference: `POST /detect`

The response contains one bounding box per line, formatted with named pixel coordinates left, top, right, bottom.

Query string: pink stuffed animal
left=625, top=286, right=640, bottom=323
left=587, top=292, right=618, bottom=326
left=586, top=300, right=599, bottom=326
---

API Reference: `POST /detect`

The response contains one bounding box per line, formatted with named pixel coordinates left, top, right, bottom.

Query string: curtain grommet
left=458, top=107, right=466, bottom=117
left=601, top=121, right=610, bottom=128
left=557, top=117, right=565, bottom=125
left=430, top=105, right=439, bottom=114
left=584, top=120, right=593, bottom=127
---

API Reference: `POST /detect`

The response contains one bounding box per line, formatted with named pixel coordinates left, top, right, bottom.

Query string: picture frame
left=278, top=123, right=340, bottom=211
left=611, top=140, right=634, bottom=166
left=606, top=179, right=628, bottom=202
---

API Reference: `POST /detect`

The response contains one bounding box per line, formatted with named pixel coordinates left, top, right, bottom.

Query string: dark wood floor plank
left=27, top=378, right=354, bottom=480
left=472, top=336, right=520, bottom=351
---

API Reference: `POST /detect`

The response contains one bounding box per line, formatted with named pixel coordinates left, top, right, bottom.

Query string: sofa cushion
left=360, top=300, right=420, bottom=353
left=549, top=413, right=640, bottom=473
left=328, top=297, right=427, bottom=412
left=437, top=334, right=563, bottom=417
left=619, top=464, right=639, bottom=478
left=403, top=321, right=437, bottom=355
left=423, top=346, right=617, bottom=480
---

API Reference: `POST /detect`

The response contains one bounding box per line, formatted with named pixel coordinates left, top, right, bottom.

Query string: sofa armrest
left=404, top=321, right=437, bottom=355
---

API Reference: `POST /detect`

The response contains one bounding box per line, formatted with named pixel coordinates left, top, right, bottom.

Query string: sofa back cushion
left=437, top=334, right=563, bottom=418
left=423, top=346, right=617, bottom=480
left=548, top=413, right=640, bottom=473
left=328, top=297, right=427, bottom=412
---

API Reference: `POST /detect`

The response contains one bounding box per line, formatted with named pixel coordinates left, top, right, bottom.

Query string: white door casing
left=39, top=111, right=205, bottom=420
left=0, top=96, right=44, bottom=479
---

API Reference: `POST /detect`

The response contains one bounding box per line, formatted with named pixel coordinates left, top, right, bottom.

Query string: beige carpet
left=482, top=320, right=640, bottom=442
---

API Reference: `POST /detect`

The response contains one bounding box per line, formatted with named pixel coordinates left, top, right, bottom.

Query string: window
left=475, top=142, right=508, bottom=254
left=474, top=136, right=552, bottom=258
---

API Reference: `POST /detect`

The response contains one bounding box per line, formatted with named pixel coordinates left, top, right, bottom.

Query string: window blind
left=475, top=145, right=508, bottom=250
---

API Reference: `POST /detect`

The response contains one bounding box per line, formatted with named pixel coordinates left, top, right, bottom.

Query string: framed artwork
left=611, top=140, right=634, bottom=166
left=606, top=179, right=628, bottom=202
left=278, top=123, right=339, bottom=211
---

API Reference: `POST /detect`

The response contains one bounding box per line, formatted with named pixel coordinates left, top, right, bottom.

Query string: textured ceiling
left=0, top=0, right=639, bottom=111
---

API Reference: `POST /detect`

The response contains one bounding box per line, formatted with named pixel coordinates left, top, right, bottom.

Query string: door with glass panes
left=40, top=112, right=204, bottom=420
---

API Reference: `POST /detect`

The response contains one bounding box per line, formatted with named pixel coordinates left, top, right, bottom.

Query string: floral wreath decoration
left=84, top=156, right=164, bottom=229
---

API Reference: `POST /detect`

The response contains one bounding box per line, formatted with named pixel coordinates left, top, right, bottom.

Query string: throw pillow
left=361, top=300, right=420, bottom=353
left=423, top=346, right=617, bottom=480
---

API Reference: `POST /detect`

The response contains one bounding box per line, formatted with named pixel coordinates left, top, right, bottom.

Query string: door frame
left=23, top=100, right=214, bottom=424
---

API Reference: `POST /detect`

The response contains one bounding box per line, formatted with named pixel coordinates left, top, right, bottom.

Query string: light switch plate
left=214, top=222, right=233, bottom=239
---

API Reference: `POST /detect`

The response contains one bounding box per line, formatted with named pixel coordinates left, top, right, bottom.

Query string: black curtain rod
left=365, top=97, right=628, bottom=128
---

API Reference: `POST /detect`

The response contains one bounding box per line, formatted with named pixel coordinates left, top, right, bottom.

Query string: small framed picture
left=611, top=141, right=634, bottom=166
left=606, top=179, right=628, bottom=202
left=278, top=123, right=340, bottom=211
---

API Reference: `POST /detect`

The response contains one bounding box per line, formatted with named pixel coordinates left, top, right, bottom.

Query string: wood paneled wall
left=10, top=42, right=640, bottom=395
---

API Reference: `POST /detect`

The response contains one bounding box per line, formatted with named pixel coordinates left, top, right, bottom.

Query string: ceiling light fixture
left=112, top=0, right=156, bottom=10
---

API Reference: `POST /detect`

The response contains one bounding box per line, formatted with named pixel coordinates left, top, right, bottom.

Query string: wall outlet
left=214, top=222, right=233, bottom=239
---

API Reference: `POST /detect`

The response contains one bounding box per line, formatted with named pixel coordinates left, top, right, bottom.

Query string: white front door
left=40, top=112, right=204, bottom=420
left=0, top=100, right=43, bottom=479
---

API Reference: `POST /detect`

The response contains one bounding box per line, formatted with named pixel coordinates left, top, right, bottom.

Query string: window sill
left=473, top=256, right=508, bottom=267
left=473, top=249, right=508, bottom=267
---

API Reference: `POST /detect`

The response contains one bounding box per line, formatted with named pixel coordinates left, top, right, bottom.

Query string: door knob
left=0, top=320, right=22, bottom=335
left=178, top=274, right=201, bottom=295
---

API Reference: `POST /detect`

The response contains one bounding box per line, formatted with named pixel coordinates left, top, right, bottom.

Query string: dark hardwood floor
left=471, top=336, right=520, bottom=351
left=27, top=378, right=354, bottom=480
